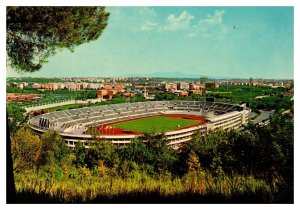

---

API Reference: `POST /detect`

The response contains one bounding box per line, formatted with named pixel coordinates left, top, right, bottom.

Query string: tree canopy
left=11, top=127, right=41, bottom=173
left=7, top=6, right=109, bottom=72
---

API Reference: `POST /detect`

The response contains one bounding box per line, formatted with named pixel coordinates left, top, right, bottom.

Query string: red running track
left=97, top=114, right=207, bottom=136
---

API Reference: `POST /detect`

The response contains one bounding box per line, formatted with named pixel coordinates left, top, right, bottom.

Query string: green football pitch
left=111, top=115, right=199, bottom=133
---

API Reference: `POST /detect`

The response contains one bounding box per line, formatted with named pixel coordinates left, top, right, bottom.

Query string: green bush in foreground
left=10, top=113, right=293, bottom=203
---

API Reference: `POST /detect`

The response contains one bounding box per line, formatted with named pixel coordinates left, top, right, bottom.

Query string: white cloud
left=141, top=21, right=157, bottom=31
left=189, top=10, right=228, bottom=38
left=199, top=10, right=225, bottom=26
left=138, top=9, right=228, bottom=36
left=221, top=25, right=229, bottom=34
left=138, top=7, right=157, bottom=19
left=187, top=32, right=197, bottom=38
left=163, top=11, right=194, bottom=31
left=139, top=7, right=158, bottom=32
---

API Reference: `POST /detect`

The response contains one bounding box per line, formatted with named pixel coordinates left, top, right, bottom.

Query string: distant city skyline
left=7, top=6, right=294, bottom=80
left=6, top=74, right=294, bottom=81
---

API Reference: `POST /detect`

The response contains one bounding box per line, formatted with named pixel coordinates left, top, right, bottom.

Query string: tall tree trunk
left=7, top=112, right=16, bottom=203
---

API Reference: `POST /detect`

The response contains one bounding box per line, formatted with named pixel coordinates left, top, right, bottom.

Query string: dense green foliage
left=74, top=141, right=86, bottom=168
left=47, top=104, right=85, bottom=112
left=154, top=85, right=292, bottom=112
left=207, top=84, right=286, bottom=98
left=7, top=87, right=43, bottom=94
left=38, top=131, right=70, bottom=168
left=88, top=94, right=146, bottom=107
left=155, top=92, right=203, bottom=101
left=7, top=103, right=26, bottom=133
left=250, top=96, right=293, bottom=112
left=11, top=111, right=293, bottom=203
left=7, top=103, right=25, bottom=122
left=7, top=7, right=109, bottom=72
left=112, top=116, right=198, bottom=133
left=11, top=127, right=42, bottom=173
left=179, top=113, right=294, bottom=202
left=7, top=77, right=65, bottom=83
left=206, top=85, right=292, bottom=110
left=155, top=92, right=179, bottom=101
left=75, top=91, right=97, bottom=100
left=182, top=114, right=293, bottom=179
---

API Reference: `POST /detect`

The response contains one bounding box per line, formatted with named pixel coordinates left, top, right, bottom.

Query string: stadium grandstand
left=28, top=101, right=250, bottom=149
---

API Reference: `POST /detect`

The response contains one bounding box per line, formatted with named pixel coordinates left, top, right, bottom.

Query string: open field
left=110, top=115, right=199, bottom=133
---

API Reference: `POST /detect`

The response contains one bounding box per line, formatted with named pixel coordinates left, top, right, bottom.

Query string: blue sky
left=7, top=6, right=294, bottom=79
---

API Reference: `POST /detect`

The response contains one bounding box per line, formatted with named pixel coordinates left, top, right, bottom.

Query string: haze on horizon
left=7, top=6, right=294, bottom=80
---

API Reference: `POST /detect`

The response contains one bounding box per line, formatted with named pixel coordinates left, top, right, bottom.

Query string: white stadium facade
left=28, top=101, right=250, bottom=149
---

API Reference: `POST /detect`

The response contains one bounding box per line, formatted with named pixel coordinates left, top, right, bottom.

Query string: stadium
left=28, top=101, right=250, bottom=149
